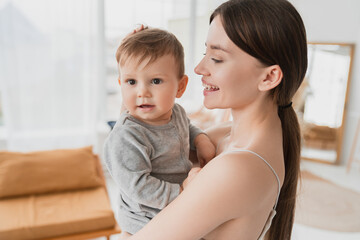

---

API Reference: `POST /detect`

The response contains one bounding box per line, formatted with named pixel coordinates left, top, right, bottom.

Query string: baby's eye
left=151, top=78, right=162, bottom=84
left=126, top=79, right=136, bottom=85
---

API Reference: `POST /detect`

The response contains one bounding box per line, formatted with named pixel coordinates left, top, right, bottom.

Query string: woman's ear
left=176, top=75, right=189, bottom=98
left=258, top=65, right=283, bottom=91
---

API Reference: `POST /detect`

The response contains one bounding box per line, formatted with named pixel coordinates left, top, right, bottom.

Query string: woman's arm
left=128, top=151, right=276, bottom=240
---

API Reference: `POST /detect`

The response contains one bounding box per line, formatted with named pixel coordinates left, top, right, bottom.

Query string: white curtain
left=0, top=0, right=104, bottom=151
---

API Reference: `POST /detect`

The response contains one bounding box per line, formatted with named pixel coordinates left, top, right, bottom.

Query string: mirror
left=294, top=43, right=354, bottom=164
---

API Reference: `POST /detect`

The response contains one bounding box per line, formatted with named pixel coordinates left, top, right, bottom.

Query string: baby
left=103, top=27, right=215, bottom=238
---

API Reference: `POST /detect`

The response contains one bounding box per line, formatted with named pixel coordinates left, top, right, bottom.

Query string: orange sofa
left=0, top=146, right=121, bottom=240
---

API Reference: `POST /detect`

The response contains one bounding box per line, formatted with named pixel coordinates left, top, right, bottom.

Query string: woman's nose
left=194, top=58, right=208, bottom=76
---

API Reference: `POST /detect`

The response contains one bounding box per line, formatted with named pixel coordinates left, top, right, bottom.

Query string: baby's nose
left=137, top=85, right=151, bottom=98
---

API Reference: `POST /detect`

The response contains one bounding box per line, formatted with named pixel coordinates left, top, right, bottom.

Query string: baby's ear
left=118, top=78, right=121, bottom=86
left=258, top=65, right=282, bottom=91
left=176, top=75, right=189, bottom=98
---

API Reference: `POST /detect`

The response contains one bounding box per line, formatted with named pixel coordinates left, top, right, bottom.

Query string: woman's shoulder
left=205, top=150, right=274, bottom=183
left=200, top=150, right=280, bottom=209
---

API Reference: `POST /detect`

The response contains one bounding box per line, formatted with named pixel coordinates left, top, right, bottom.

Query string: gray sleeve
left=103, top=126, right=181, bottom=209
left=188, top=118, right=204, bottom=150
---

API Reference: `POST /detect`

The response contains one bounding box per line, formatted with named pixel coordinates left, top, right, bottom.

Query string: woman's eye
left=211, top=58, right=223, bottom=63
left=151, top=78, right=162, bottom=84
left=126, top=79, right=136, bottom=85
left=203, top=51, right=222, bottom=63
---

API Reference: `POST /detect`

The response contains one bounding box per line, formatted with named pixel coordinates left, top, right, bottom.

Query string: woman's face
left=194, top=16, right=267, bottom=110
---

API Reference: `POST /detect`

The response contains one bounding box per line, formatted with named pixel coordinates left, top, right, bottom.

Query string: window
left=0, top=0, right=103, bottom=151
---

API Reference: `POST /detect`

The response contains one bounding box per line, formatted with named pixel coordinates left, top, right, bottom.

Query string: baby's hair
left=116, top=28, right=185, bottom=79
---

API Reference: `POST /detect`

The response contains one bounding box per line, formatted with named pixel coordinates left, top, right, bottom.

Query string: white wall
left=290, top=0, right=360, bottom=165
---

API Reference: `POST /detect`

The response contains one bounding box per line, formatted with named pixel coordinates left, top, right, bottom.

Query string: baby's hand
left=133, top=24, right=148, bottom=33
left=126, top=24, right=148, bottom=37
left=194, top=133, right=216, bottom=168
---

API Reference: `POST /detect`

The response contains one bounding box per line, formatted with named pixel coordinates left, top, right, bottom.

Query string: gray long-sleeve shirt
left=103, top=103, right=203, bottom=234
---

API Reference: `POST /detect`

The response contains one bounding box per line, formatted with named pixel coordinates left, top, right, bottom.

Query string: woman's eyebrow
left=205, top=43, right=229, bottom=53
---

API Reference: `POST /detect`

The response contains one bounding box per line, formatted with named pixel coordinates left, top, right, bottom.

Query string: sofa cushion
left=0, top=187, right=116, bottom=240
left=0, top=146, right=103, bottom=198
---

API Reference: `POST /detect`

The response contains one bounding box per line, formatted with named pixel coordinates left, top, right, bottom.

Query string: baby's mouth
left=202, top=82, right=219, bottom=91
left=138, top=104, right=155, bottom=108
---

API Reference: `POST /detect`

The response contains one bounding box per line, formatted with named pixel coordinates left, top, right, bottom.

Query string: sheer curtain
left=0, top=0, right=104, bottom=151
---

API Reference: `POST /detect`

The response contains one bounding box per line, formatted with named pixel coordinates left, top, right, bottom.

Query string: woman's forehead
left=206, top=16, right=235, bottom=53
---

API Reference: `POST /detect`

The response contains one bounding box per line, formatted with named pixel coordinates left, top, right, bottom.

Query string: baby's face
left=119, top=54, right=183, bottom=125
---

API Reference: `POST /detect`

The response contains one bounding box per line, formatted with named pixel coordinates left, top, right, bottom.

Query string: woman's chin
left=203, top=101, right=217, bottom=110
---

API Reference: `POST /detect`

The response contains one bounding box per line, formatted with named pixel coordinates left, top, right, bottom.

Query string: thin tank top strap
left=224, top=149, right=281, bottom=209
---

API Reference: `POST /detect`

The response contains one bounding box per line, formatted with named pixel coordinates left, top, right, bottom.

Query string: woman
left=128, top=0, right=307, bottom=239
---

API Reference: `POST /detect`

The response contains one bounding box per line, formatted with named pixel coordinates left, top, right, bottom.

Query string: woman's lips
left=202, top=81, right=219, bottom=96
left=202, top=81, right=219, bottom=91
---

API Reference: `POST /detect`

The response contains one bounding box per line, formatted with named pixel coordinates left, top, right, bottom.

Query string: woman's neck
left=227, top=99, right=279, bottom=149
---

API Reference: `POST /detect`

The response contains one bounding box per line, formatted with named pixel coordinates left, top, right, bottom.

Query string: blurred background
left=1, top=1, right=360, bottom=239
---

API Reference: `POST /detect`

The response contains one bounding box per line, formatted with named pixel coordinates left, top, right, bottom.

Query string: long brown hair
left=210, top=0, right=308, bottom=239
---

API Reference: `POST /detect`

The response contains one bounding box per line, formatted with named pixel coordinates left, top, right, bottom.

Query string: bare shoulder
left=199, top=151, right=280, bottom=212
